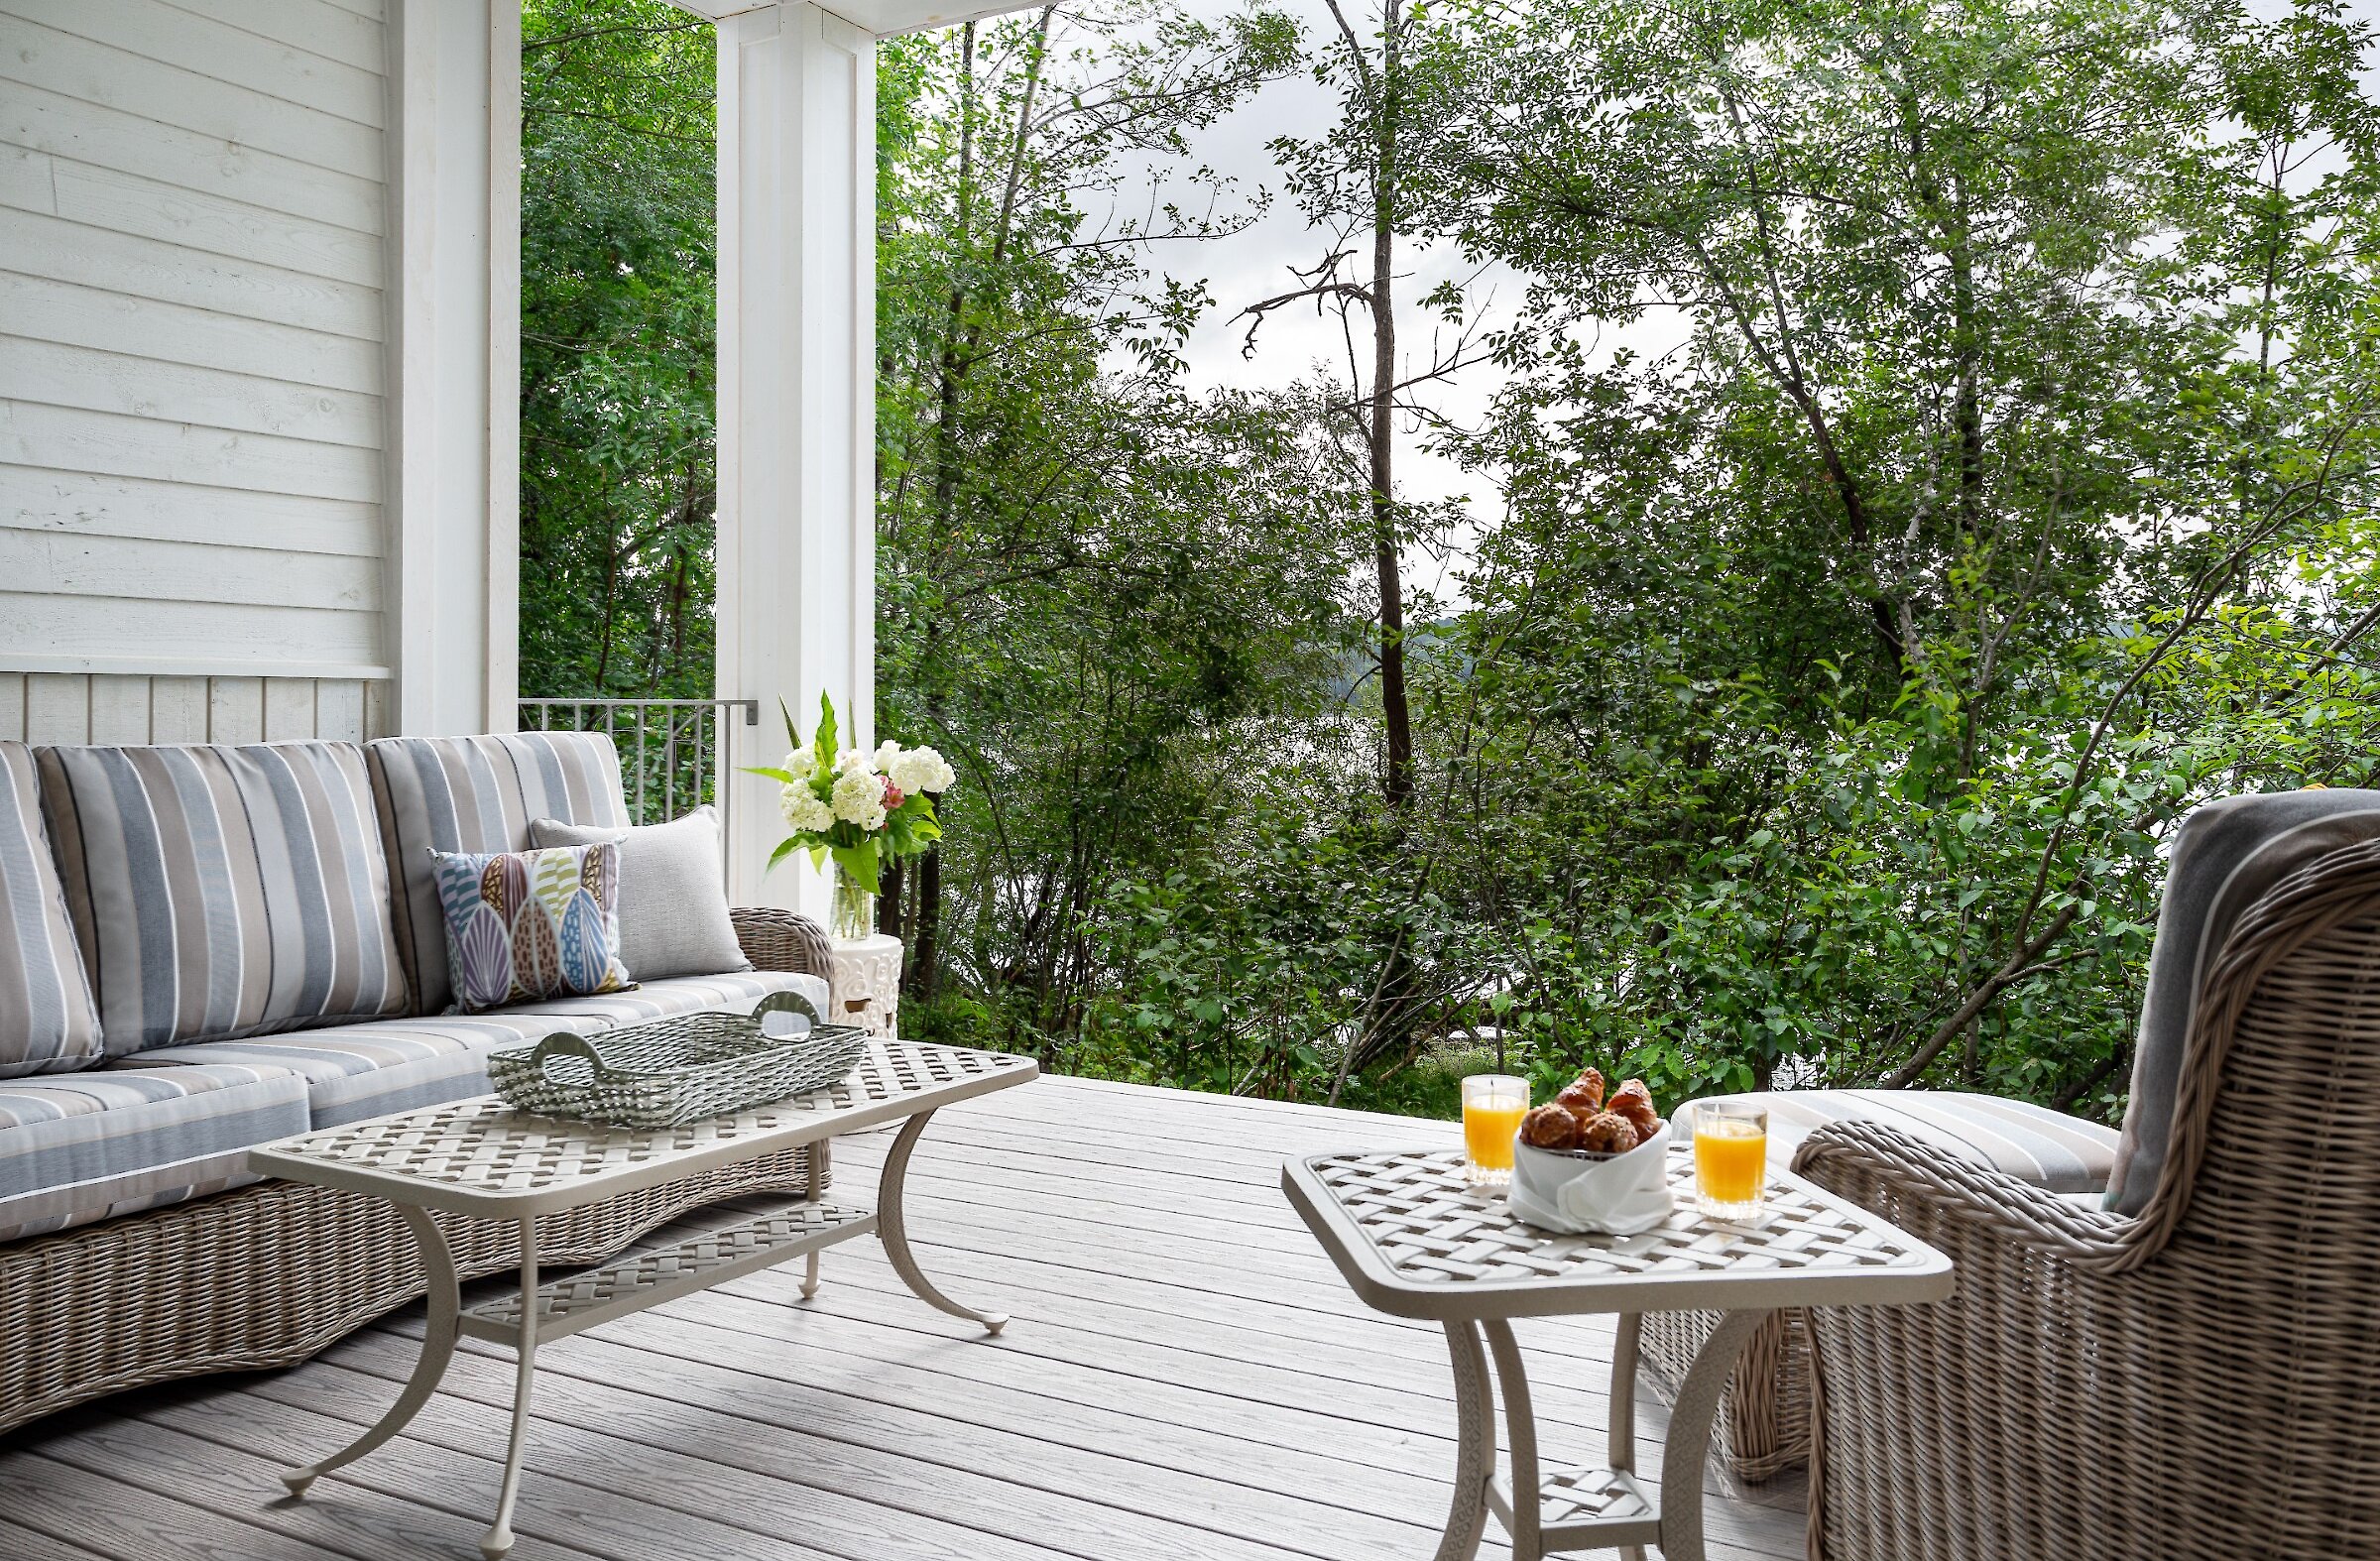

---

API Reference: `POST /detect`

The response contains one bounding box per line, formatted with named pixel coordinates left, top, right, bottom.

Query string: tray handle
left=752, top=990, right=822, bottom=1028
left=522, top=1030, right=614, bottom=1086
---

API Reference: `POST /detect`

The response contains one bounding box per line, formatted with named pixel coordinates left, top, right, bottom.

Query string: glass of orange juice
left=1461, top=1074, right=1530, bottom=1188
left=1694, top=1101, right=1769, bottom=1220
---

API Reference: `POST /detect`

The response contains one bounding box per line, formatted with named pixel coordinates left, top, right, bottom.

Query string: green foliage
left=520, top=0, right=719, bottom=698
left=909, top=0, right=2380, bottom=1124
left=871, top=1, right=1365, bottom=1026
left=523, top=0, right=2380, bottom=1128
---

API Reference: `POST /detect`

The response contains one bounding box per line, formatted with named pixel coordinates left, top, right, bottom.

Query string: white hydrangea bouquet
left=748, top=693, right=953, bottom=937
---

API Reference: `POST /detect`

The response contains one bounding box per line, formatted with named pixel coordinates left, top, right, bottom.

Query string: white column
left=384, top=0, right=522, bottom=737
left=715, top=3, right=878, bottom=915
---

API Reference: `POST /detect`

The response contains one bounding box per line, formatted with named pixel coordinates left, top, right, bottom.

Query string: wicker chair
left=0, top=907, right=833, bottom=1439
left=1793, top=836, right=2380, bottom=1560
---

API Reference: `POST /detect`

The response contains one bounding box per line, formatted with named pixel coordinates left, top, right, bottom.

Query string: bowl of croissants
left=1504, top=1067, right=1676, bottom=1236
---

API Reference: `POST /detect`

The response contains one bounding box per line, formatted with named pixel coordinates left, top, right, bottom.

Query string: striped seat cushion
left=0, top=742, right=102, bottom=1076
left=0, top=1061, right=309, bottom=1245
left=118, top=969, right=830, bottom=1129
left=366, top=734, right=630, bottom=1016
left=1668, top=1089, right=2119, bottom=1195
left=37, top=742, right=410, bottom=1054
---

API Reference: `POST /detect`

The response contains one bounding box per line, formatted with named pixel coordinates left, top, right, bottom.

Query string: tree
left=1411, top=0, right=2380, bottom=1103
left=519, top=0, right=719, bottom=699
left=1240, top=0, right=1477, bottom=810
left=874, top=0, right=1343, bottom=1030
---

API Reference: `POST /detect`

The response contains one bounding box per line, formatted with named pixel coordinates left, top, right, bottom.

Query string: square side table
left=1283, top=1145, right=1952, bottom=1561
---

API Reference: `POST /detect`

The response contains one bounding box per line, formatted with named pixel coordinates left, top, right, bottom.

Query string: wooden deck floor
left=0, top=1072, right=1806, bottom=1561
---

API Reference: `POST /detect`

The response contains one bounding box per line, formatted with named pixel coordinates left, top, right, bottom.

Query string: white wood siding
left=0, top=671, right=388, bottom=744
left=0, top=0, right=392, bottom=696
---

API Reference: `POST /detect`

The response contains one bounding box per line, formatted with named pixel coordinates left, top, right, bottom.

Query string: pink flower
left=881, top=777, right=905, bottom=810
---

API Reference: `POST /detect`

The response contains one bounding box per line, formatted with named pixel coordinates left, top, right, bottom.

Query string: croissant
left=1520, top=1103, right=1585, bottom=1150
left=1606, top=1079, right=1661, bottom=1140
left=1577, top=1111, right=1641, bottom=1154
left=1555, top=1067, right=1605, bottom=1118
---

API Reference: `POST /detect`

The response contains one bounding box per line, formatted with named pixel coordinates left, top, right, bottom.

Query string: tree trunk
left=878, top=855, right=904, bottom=940
left=906, top=841, right=942, bottom=1002
left=900, top=28, right=974, bottom=1014
left=1369, top=0, right=1412, bottom=811
left=1333, top=0, right=1417, bottom=1098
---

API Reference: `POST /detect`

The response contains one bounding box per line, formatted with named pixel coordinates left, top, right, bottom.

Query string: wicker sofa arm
left=1793, top=1119, right=2149, bottom=1268
left=730, top=906, right=834, bottom=981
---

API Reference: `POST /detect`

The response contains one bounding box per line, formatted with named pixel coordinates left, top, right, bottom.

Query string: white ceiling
left=665, top=0, right=1034, bottom=37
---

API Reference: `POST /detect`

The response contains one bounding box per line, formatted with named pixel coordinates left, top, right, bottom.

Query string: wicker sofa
left=1638, top=1089, right=2120, bottom=1480
left=1639, top=791, right=2380, bottom=1503
left=0, top=731, right=834, bottom=1437
left=1790, top=809, right=2380, bottom=1558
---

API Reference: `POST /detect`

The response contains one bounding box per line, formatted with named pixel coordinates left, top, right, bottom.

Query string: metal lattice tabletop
left=254, top=1039, right=1034, bottom=1218
left=1286, top=1145, right=1951, bottom=1321
left=1282, top=1143, right=1952, bottom=1561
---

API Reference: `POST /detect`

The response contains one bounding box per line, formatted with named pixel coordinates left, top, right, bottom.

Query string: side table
left=830, top=932, right=903, bottom=1036
left=1282, top=1145, right=1952, bottom=1561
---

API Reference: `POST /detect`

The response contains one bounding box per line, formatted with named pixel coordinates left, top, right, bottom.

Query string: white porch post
left=385, top=0, right=522, bottom=737
left=715, top=3, right=879, bottom=916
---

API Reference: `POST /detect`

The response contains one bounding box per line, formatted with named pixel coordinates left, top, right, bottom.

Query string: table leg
left=1482, top=1320, right=1542, bottom=1561
left=800, top=1143, right=826, bottom=1301
left=1655, top=1307, right=1766, bottom=1561
left=1434, top=1320, right=1493, bottom=1561
left=480, top=1217, right=541, bottom=1561
left=878, top=1109, right=1007, bottom=1335
left=1608, top=1312, right=1644, bottom=1561
left=281, top=1204, right=458, bottom=1499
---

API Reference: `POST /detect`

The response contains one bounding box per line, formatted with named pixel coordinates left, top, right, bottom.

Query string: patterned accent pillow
left=366, top=734, right=631, bottom=1016
left=429, top=843, right=635, bottom=1013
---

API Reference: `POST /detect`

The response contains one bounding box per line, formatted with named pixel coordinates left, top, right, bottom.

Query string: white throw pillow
left=529, top=805, right=752, bottom=982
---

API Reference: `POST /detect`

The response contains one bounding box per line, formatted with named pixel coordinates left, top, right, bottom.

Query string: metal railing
left=517, top=700, right=761, bottom=861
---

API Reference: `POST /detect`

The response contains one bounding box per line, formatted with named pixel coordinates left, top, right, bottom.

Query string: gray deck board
left=0, top=1071, right=1807, bottom=1560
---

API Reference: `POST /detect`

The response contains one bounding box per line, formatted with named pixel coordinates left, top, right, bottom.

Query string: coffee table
left=1282, top=1145, right=1952, bottom=1561
left=251, top=1037, right=1037, bottom=1559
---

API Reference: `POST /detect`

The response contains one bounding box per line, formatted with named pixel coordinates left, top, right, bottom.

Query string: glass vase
left=830, top=861, right=876, bottom=942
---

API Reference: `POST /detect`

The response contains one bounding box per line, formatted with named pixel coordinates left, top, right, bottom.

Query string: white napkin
left=1506, top=1123, right=1675, bottom=1235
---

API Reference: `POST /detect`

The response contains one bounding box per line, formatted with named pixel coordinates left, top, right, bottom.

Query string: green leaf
left=814, top=690, right=840, bottom=774
left=829, top=841, right=882, bottom=893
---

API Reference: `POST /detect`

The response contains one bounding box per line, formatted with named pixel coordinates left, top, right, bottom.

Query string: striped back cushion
left=0, top=742, right=103, bottom=1075
left=365, top=734, right=629, bottom=1014
left=36, top=742, right=409, bottom=1054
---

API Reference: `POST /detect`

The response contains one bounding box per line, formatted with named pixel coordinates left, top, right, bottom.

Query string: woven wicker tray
left=489, top=992, right=870, bottom=1129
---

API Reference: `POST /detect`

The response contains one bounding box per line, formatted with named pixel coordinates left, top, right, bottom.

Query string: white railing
left=517, top=699, right=761, bottom=864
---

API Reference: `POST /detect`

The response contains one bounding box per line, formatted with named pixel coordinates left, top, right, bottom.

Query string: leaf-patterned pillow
left=427, top=843, right=635, bottom=1013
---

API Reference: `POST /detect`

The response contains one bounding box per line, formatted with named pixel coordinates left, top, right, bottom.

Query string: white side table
left=830, top=932, right=903, bottom=1036
left=1283, top=1145, right=1953, bottom=1561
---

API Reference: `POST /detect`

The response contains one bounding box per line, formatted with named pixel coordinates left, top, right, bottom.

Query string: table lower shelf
left=459, top=1197, right=877, bottom=1347
left=1489, top=1464, right=1661, bottom=1551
